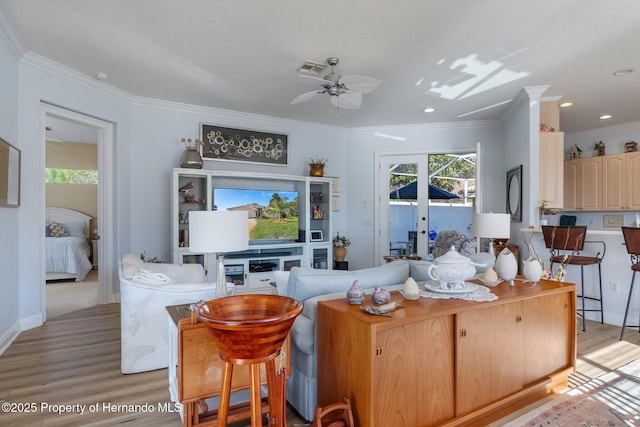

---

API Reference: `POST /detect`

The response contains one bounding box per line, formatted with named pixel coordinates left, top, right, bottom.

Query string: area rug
left=504, top=359, right=640, bottom=426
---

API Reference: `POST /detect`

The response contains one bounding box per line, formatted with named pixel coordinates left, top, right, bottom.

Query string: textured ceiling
left=3, top=0, right=640, bottom=134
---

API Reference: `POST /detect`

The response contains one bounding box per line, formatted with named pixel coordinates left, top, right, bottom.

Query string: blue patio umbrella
left=389, top=181, right=459, bottom=200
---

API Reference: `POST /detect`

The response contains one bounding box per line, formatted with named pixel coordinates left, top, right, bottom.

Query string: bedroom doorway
left=41, top=104, right=115, bottom=322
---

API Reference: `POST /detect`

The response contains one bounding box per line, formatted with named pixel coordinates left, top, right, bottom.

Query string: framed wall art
left=200, top=123, right=288, bottom=166
left=506, top=165, right=522, bottom=222
left=0, top=137, right=21, bottom=207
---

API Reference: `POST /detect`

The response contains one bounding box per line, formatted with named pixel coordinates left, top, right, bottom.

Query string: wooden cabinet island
left=317, top=279, right=576, bottom=427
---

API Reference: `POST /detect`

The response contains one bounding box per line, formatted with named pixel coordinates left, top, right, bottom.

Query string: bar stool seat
left=620, top=227, right=640, bottom=340
left=542, top=226, right=605, bottom=331
left=198, top=294, right=302, bottom=427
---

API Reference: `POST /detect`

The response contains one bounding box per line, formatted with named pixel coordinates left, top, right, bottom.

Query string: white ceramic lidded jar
left=427, top=245, right=484, bottom=290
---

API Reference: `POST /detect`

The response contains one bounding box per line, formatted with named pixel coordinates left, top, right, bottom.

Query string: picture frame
left=200, top=123, right=288, bottom=166
left=603, top=215, right=623, bottom=228
left=0, top=137, right=21, bottom=207
left=506, top=165, right=522, bottom=222
left=310, top=230, right=323, bottom=242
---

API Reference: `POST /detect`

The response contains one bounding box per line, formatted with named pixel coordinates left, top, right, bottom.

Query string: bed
left=45, top=207, right=93, bottom=282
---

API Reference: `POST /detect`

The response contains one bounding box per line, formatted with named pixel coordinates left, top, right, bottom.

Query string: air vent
left=297, top=60, right=327, bottom=75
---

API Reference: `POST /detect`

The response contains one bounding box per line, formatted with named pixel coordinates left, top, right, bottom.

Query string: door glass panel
left=388, top=163, right=418, bottom=256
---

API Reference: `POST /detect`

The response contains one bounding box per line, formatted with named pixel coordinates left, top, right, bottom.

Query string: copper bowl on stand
left=197, top=294, right=302, bottom=363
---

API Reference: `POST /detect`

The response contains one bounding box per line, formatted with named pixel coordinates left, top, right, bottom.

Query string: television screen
left=213, top=188, right=299, bottom=243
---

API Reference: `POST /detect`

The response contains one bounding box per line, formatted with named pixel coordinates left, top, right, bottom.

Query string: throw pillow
left=48, top=221, right=69, bottom=237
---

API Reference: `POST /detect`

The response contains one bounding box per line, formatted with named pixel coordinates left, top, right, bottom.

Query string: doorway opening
left=41, top=104, right=115, bottom=321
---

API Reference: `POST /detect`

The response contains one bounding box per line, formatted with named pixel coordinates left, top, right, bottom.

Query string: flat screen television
left=213, top=188, right=299, bottom=244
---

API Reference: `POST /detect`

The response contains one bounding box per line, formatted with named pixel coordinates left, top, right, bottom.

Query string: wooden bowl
left=198, top=294, right=302, bottom=362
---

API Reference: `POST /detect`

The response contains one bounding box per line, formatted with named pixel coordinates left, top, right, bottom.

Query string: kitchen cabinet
left=539, top=132, right=564, bottom=209
left=565, top=152, right=640, bottom=212
left=563, top=156, right=602, bottom=211
left=603, top=152, right=640, bottom=210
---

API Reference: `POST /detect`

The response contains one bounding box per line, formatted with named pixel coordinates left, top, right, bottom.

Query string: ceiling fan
left=291, top=57, right=382, bottom=111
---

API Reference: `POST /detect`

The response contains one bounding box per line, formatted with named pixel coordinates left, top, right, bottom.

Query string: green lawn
left=251, top=217, right=298, bottom=240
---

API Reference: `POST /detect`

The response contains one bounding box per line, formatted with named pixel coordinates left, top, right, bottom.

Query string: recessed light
left=600, top=114, right=612, bottom=120
left=95, top=72, right=109, bottom=81
left=423, top=107, right=435, bottom=113
left=613, top=69, right=633, bottom=77
left=559, top=102, right=573, bottom=108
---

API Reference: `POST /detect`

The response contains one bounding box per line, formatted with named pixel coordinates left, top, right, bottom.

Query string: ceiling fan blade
left=297, top=74, right=332, bottom=87
left=339, top=75, right=383, bottom=93
left=291, top=90, right=325, bottom=105
left=331, top=91, right=362, bottom=109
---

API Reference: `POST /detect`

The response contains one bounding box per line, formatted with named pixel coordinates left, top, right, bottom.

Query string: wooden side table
left=166, top=304, right=291, bottom=427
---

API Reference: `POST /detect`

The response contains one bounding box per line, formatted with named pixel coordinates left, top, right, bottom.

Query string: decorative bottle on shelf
left=180, top=148, right=204, bottom=169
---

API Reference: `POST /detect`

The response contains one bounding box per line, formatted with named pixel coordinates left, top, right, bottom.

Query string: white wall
left=0, top=23, right=20, bottom=351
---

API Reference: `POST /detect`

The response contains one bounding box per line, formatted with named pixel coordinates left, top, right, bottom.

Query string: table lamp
left=471, top=213, right=511, bottom=254
left=189, top=210, right=249, bottom=298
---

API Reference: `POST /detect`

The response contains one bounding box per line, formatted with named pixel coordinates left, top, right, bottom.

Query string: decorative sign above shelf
left=200, top=123, right=288, bottom=166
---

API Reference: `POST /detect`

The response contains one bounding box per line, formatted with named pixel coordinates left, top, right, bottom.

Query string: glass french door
left=377, top=154, right=430, bottom=263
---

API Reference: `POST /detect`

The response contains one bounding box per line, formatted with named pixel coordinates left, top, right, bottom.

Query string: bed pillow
left=45, top=224, right=52, bottom=237
left=62, top=221, right=89, bottom=238
left=48, top=221, right=69, bottom=237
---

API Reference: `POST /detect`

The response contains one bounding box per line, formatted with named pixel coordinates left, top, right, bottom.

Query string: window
left=45, top=168, right=98, bottom=184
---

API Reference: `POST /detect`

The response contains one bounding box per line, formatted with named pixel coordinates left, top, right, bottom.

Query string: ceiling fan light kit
left=291, top=57, right=382, bottom=114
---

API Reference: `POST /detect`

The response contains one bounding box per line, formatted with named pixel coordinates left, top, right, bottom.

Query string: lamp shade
left=189, top=211, right=249, bottom=253
left=472, top=213, right=511, bottom=239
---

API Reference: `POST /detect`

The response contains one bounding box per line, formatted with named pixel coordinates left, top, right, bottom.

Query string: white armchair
left=119, top=254, right=215, bottom=374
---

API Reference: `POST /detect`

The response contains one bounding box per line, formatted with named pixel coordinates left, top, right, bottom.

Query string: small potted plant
left=308, top=156, right=328, bottom=177
left=332, top=232, right=350, bottom=262
left=538, top=200, right=549, bottom=225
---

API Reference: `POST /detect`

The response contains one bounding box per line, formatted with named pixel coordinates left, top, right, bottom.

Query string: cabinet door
left=563, top=159, right=580, bottom=211
left=456, top=303, right=522, bottom=415
left=522, top=292, right=574, bottom=385
left=539, top=132, right=564, bottom=209
left=626, top=152, right=640, bottom=210
left=580, top=157, right=603, bottom=210
left=603, top=154, right=625, bottom=210
left=374, top=316, right=455, bottom=426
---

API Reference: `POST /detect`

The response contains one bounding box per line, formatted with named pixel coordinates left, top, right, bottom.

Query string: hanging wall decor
left=0, top=137, right=21, bottom=207
left=200, top=123, right=288, bottom=166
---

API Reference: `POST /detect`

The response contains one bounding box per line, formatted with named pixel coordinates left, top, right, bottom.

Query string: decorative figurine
left=569, top=144, right=582, bottom=160
left=347, top=280, right=365, bottom=304
left=594, top=141, right=606, bottom=156
left=372, top=287, right=391, bottom=304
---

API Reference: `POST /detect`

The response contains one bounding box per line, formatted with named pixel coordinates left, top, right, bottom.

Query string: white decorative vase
left=523, top=257, right=543, bottom=284
left=495, top=248, right=517, bottom=286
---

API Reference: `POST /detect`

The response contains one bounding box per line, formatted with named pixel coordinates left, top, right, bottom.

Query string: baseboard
left=20, top=313, right=43, bottom=331
left=0, top=320, right=21, bottom=355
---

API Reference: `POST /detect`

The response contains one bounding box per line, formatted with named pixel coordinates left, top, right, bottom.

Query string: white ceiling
left=3, top=0, right=640, bottom=134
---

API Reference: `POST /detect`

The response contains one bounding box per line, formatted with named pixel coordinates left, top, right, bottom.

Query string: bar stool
left=542, top=226, right=605, bottom=331
left=197, top=294, right=302, bottom=427
left=620, top=226, right=640, bottom=340
left=313, top=397, right=355, bottom=427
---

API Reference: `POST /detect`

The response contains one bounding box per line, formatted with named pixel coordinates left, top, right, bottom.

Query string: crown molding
left=566, top=120, right=640, bottom=139
left=347, top=119, right=500, bottom=136
left=0, top=4, right=25, bottom=58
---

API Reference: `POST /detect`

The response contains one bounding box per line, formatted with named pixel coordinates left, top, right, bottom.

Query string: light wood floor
left=1, top=305, right=639, bottom=426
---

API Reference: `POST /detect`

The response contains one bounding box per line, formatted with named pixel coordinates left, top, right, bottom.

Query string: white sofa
left=119, top=254, right=216, bottom=374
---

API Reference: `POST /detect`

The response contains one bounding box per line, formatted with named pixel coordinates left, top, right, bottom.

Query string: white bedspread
left=46, top=236, right=92, bottom=281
